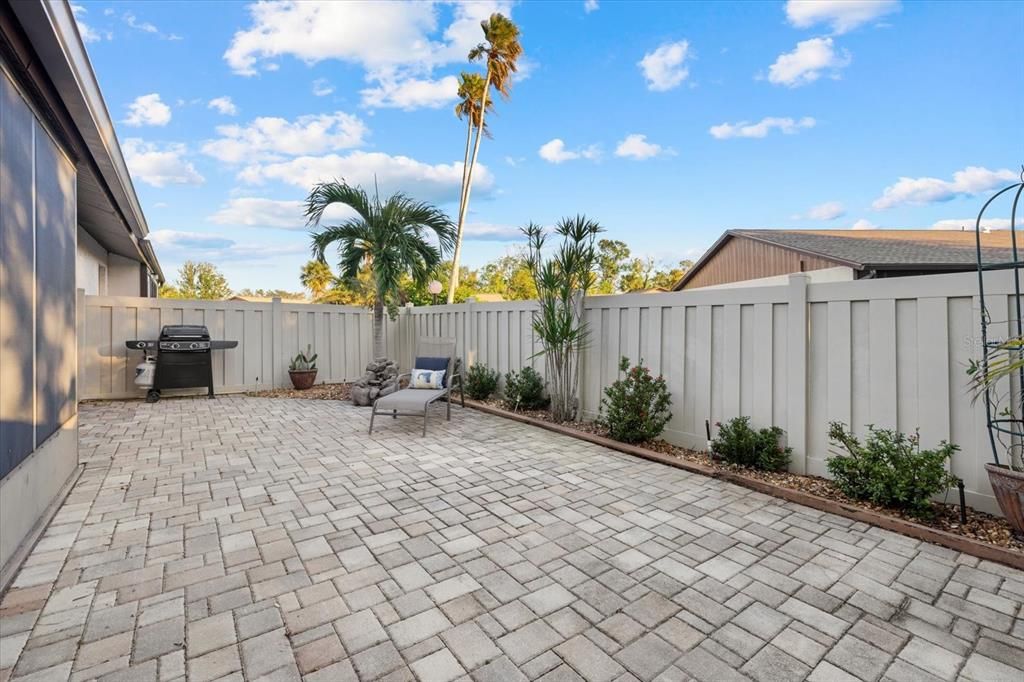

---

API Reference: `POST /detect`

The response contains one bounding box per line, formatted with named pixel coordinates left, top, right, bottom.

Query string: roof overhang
left=6, top=0, right=164, bottom=283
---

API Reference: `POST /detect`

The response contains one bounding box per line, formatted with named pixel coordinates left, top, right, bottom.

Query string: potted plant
left=969, top=337, right=1024, bottom=538
left=289, top=345, right=318, bottom=390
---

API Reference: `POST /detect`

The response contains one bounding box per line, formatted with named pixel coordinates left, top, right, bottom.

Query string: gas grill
left=126, top=325, right=238, bottom=403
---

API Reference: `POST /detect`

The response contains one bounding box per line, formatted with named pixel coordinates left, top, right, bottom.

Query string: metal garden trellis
left=975, top=165, right=1024, bottom=537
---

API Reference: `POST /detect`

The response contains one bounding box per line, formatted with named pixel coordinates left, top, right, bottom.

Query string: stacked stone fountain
left=350, top=357, right=400, bottom=406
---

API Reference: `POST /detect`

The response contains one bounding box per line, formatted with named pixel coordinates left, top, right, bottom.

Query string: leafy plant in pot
left=289, top=345, right=318, bottom=390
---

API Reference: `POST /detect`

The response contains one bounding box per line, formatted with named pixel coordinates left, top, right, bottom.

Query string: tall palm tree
left=454, top=72, right=491, bottom=227
left=306, top=181, right=456, bottom=359
left=447, top=13, right=522, bottom=303
left=299, top=259, right=334, bottom=300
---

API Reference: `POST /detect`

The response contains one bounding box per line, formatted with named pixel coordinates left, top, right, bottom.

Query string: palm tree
left=299, top=259, right=334, bottom=300
left=454, top=72, right=491, bottom=221
left=447, top=13, right=522, bottom=303
left=306, top=181, right=456, bottom=359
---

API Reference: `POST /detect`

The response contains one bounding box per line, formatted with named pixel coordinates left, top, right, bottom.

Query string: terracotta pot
left=288, top=369, right=317, bottom=390
left=985, top=463, right=1024, bottom=539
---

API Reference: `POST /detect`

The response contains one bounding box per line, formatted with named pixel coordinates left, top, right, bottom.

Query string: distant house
left=1, top=1, right=162, bottom=581
left=673, top=229, right=1013, bottom=290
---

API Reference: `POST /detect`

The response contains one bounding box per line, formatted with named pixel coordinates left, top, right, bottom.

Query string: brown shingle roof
left=732, top=229, right=1017, bottom=267
left=672, top=229, right=1019, bottom=291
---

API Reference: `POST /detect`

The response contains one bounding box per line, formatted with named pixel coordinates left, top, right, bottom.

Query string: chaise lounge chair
left=368, top=336, right=464, bottom=436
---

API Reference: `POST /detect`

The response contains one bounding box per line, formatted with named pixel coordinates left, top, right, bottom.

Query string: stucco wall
left=76, top=226, right=108, bottom=295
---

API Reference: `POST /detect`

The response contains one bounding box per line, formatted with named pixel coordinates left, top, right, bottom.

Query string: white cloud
left=202, top=112, right=368, bottom=163
left=208, top=96, right=238, bottom=116
left=584, top=0, right=599, bottom=13
left=785, top=1, right=900, bottom=35
left=224, top=1, right=513, bottom=110
left=614, top=134, right=673, bottom=160
left=208, top=197, right=355, bottom=229
left=638, top=41, right=691, bottom=91
left=209, top=198, right=305, bottom=229
left=122, top=139, right=204, bottom=187
left=767, top=37, right=851, bottom=87
left=709, top=116, right=816, bottom=139
left=224, top=1, right=510, bottom=75
left=463, top=223, right=523, bottom=241
left=122, top=11, right=181, bottom=40
left=538, top=139, right=601, bottom=164
left=150, top=229, right=306, bottom=263
left=796, top=201, right=846, bottom=221
left=361, top=75, right=459, bottom=110
left=931, top=218, right=1012, bottom=231
left=312, top=78, right=334, bottom=96
left=71, top=4, right=111, bottom=43
left=124, top=93, right=172, bottom=127
left=872, top=166, right=1018, bottom=209
left=850, top=219, right=877, bottom=230
left=237, top=151, right=493, bottom=205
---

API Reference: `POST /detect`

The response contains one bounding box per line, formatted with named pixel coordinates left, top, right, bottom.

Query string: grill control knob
left=190, top=342, right=199, bottom=350
left=171, top=342, right=180, bottom=350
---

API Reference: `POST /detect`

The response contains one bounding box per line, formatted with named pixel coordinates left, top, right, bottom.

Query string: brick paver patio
left=1, top=397, right=1022, bottom=682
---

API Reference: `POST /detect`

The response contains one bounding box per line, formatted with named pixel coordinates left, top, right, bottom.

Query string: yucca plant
left=522, top=216, right=603, bottom=422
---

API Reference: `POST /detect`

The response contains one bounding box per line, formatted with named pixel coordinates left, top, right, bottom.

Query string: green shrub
left=503, top=366, right=547, bottom=411
left=827, top=422, right=958, bottom=516
left=598, top=357, right=672, bottom=444
left=711, top=417, right=791, bottom=471
left=465, top=363, right=500, bottom=400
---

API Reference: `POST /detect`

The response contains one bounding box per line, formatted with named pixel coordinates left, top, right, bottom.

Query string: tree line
left=158, top=245, right=692, bottom=303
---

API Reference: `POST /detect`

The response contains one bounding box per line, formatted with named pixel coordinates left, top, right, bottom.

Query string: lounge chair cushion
left=415, top=356, right=449, bottom=386
left=411, top=369, right=446, bottom=389
left=375, top=387, right=447, bottom=412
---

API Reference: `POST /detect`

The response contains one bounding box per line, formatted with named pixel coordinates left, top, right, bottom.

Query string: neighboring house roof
left=229, top=296, right=311, bottom=304
left=3, top=0, right=163, bottom=282
left=673, top=229, right=1017, bottom=290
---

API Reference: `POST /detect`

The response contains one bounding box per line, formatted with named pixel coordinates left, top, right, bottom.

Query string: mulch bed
left=245, top=383, right=352, bottom=401
left=244, top=384, right=1023, bottom=563
left=474, top=399, right=1024, bottom=560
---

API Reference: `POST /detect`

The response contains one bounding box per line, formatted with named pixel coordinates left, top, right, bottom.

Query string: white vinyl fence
left=79, top=269, right=1012, bottom=515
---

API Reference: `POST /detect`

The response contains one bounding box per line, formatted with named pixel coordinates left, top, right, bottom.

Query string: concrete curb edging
left=465, top=400, right=1024, bottom=571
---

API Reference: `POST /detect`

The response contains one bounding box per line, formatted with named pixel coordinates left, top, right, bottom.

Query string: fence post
left=787, top=274, right=809, bottom=474
left=271, top=297, right=283, bottom=388
left=466, top=297, right=477, bottom=368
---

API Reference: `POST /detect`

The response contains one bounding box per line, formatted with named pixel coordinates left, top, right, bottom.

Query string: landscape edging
left=465, top=399, right=1024, bottom=571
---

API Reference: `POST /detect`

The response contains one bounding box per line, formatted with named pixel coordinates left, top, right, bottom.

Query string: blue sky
left=72, top=0, right=1023, bottom=292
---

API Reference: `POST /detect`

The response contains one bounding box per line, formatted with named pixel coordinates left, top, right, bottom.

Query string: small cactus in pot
left=288, top=345, right=318, bottom=389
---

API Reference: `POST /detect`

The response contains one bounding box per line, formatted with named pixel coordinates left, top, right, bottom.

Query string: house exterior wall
left=695, top=266, right=855, bottom=290
left=0, top=61, right=79, bottom=575
left=681, top=235, right=844, bottom=289
left=107, top=252, right=143, bottom=296
left=76, top=226, right=108, bottom=295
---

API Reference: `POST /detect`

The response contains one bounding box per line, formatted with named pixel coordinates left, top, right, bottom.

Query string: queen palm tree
left=306, top=181, right=456, bottom=359
left=447, top=13, right=522, bottom=303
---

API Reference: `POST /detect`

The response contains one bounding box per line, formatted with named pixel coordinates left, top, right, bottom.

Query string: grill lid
left=159, top=325, right=210, bottom=341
